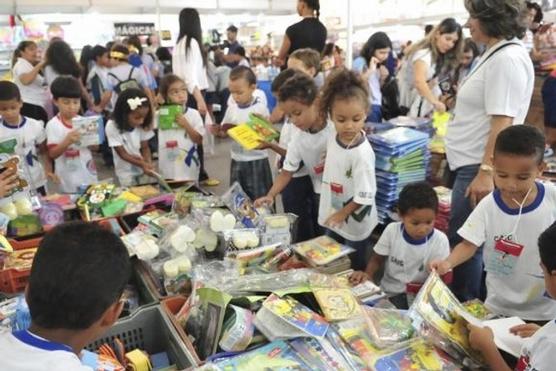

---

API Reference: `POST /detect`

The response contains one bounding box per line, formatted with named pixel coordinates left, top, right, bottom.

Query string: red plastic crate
left=0, top=267, right=31, bottom=293
left=8, top=235, right=43, bottom=251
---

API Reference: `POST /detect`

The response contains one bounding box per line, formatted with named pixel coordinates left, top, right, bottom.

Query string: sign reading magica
left=114, top=23, right=155, bottom=36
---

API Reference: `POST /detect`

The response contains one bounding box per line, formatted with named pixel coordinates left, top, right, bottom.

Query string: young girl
left=157, top=74, right=204, bottom=181
left=255, top=71, right=334, bottom=240
left=318, top=68, right=378, bottom=270
left=105, top=89, right=155, bottom=187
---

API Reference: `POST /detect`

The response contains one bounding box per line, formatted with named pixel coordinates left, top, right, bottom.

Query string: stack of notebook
left=434, top=186, right=452, bottom=234
left=369, top=128, right=431, bottom=223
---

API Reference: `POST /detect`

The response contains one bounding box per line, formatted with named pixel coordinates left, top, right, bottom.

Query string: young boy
left=287, top=48, right=322, bottom=87
left=46, top=77, right=98, bottom=193
left=221, top=66, right=272, bottom=200
left=467, top=221, right=556, bottom=370
left=431, top=125, right=556, bottom=321
left=0, top=81, right=54, bottom=195
left=350, top=182, right=450, bottom=308
left=0, top=222, right=131, bottom=370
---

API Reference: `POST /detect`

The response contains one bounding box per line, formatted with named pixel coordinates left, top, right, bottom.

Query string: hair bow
left=127, top=97, right=148, bottom=110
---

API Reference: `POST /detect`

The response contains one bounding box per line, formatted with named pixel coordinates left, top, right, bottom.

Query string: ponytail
left=302, top=0, right=320, bottom=18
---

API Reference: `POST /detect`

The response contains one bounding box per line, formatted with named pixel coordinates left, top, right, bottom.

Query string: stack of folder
left=369, top=127, right=431, bottom=223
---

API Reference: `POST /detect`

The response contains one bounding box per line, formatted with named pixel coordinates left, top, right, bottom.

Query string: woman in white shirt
left=11, top=41, right=48, bottom=123
left=444, top=0, right=534, bottom=302
left=398, top=18, right=463, bottom=117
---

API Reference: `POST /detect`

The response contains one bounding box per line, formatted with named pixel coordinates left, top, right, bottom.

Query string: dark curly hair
left=494, top=124, right=545, bottom=164
left=112, top=88, right=153, bottom=132
left=271, top=69, right=297, bottom=94
left=277, top=70, right=318, bottom=106
left=539, top=222, right=556, bottom=273
left=465, top=0, right=528, bottom=39
left=360, top=32, right=392, bottom=67
left=398, top=182, right=439, bottom=215
left=319, top=68, right=369, bottom=117
left=45, top=40, right=81, bottom=79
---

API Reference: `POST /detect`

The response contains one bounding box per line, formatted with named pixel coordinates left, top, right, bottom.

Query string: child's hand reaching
left=429, top=259, right=452, bottom=275
left=46, top=172, right=60, bottom=184
left=510, top=323, right=541, bottom=338
left=256, top=140, right=273, bottom=150
left=64, top=130, right=81, bottom=145
left=0, top=168, right=19, bottom=198
left=349, top=271, right=370, bottom=286
left=467, top=324, right=497, bottom=352
left=254, top=195, right=274, bottom=208
left=324, top=210, right=348, bottom=229
left=141, top=162, right=155, bottom=176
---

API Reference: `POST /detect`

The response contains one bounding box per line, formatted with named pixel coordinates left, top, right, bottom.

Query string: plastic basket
left=161, top=296, right=202, bottom=366
left=8, top=235, right=43, bottom=251
left=86, top=304, right=197, bottom=369
left=0, top=267, right=30, bottom=293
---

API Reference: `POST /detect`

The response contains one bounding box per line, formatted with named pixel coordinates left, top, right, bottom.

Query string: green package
left=159, top=105, right=183, bottom=130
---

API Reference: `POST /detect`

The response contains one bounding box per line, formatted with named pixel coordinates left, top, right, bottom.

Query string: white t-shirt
left=157, top=107, right=205, bottom=181
left=375, top=222, right=450, bottom=295
left=105, top=120, right=155, bottom=187
left=368, top=69, right=382, bottom=106
left=399, top=49, right=439, bottom=117
left=227, top=89, right=268, bottom=109
left=445, top=39, right=534, bottom=170
left=278, top=120, right=309, bottom=178
left=0, top=117, right=47, bottom=188
left=172, top=37, right=209, bottom=93
left=318, top=133, right=378, bottom=241
left=106, top=64, right=149, bottom=109
left=458, top=182, right=556, bottom=321
left=12, top=58, right=48, bottom=108
left=0, top=331, right=92, bottom=371
left=221, top=97, right=270, bottom=162
left=517, top=320, right=556, bottom=371
left=282, top=121, right=334, bottom=194
left=46, top=115, right=98, bottom=193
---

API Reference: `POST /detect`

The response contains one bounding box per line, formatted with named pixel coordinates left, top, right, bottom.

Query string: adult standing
left=444, top=0, right=534, bottom=301
left=11, top=41, right=48, bottom=123
left=277, top=0, right=327, bottom=66
left=398, top=18, right=463, bottom=118
left=223, top=25, right=242, bottom=68
left=172, top=8, right=213, bottom=184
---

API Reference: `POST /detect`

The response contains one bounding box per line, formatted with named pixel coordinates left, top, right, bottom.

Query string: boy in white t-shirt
left=350, top=182, right=450, bottom=308
left=467, top=221, right=556, bottom=371
left=0, top=81, right=54, bottom=195
left=46, top=77, right=98, bottom=193
left=221, top=66, right=272, bottom=200
left=432, top=125, right=556, bottom=321
left=0, top=222, right=131, bottom=371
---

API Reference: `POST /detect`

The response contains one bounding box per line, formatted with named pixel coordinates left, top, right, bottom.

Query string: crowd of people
left=2, top=0, right=556, bottom=369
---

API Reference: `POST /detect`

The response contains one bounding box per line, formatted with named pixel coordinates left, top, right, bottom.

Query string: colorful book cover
left=227, top=114, right=279, bottom=150
left=289, top=337, right=353, bottom=370
left=215, top=340, right=310, bottom=371
left=332, top=317, right=381, bottom=367
left=262, top=294, right=329, bottom=337
left=373, top=339, right=461, bottom=371
left=313, top=287, right=362, bottom=322
left=293, top=236, right=354, bottom=266
left=158, top=104, right=183, bottom=130
left=72, top=116, right=102, bottom=147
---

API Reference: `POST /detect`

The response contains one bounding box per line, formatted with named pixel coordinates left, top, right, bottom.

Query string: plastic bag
left=222, top=182, right=263, bottom=228
left=217, top=268, right=315, bottom=295
left=222, top=228, right=261, bottom=252
left=363, top=308, right=415, bottom=349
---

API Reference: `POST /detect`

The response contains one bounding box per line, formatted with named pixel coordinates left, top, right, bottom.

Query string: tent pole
left=156, top=0, right=161, bottom=33
left=346, top=0, right=353, bottom=69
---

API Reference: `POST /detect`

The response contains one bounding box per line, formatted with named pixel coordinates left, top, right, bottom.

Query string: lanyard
left=509, top=186, right=534, bottom=238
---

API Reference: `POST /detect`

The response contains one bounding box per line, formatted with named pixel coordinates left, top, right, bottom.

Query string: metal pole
left=346, top=0, right=353, bottom=69
left=156, top=0, right=161, bottom=33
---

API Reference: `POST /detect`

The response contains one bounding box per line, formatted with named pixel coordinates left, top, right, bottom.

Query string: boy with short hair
left=467, top=221, right=556, bottom=370
left=287, top=48, right=322, bottom=83
left=222, top=66, right=272, bottom=200
left=431, top=125, right=556, bottom=321
left=0, top=81, right=54, bottom=195
left=46, top=76, right=98, bottom=193
left=350, top=182, right=450, bottom=308
left=0, top=222, right=131, bottom=370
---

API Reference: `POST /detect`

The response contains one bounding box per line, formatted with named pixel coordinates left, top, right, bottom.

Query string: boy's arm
left=176, top=115, right=203, bottom=144
left=324, top=201, right=362, bottom=229
left=254, top=170, right=293, bottom=207
left=48, top=131, right=80, bottom=160
left=430, top=239, right=479, bottom=275
left=37, top=141, right=56, bottom=182
left=467, top=324, right=512, bottom=371
left=258, top=141, right=287, bottom=157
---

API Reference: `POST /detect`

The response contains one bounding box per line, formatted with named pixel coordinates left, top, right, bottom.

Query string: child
left=467, top=221, right=556, bottom=370
left=157, top=74, right=204, bottom=181
left=0, top=81, right=54, bottom=195
left=350, top=182, right=450, bottom=308
left=287, top=48, right=322, bottom=87
left=255, top=71, right=334, bottom=239
left=105, top=89, right=155, bottom=187
left=0, top=222, right=131, bottom=370
left=46, top=77, right=98, bottom=193
left=318, top=68, right=378, bottom=270
left=431, top=125, right=556, bottom=321
left=222, top=66, right=272, bottom=200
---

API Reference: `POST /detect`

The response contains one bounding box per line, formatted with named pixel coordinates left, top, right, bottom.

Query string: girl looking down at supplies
left=105, top=89, right=155, bottom=187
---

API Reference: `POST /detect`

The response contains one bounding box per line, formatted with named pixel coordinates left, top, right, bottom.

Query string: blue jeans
left=325, top=229, right=373, bottom=271
left=446, top=164, right=485, bottom=301
left=282, top=175, right=321, bottom=242
left=367, top=104, right=383, bottom=123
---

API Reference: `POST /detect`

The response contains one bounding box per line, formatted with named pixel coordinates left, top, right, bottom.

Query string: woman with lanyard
left=444, top=0, right=534, bottom=302
left=11, top=41, right=48, bottom=124
left=398, top=18, right=463, bottom=118
left=277, top=0, right=327, bottom=66
left=172, top=8, right=216, bottom=185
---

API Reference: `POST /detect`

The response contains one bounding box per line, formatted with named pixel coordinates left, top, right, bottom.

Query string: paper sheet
left=483, top=317, right=526, bottom=358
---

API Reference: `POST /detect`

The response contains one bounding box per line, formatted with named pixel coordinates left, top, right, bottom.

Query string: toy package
left=227, top=113, right=279, bottom=150
left=312, top=287, right=362, bottom=322
left=289, top=337, right=354, bottom=370
left=293, top=236, right=354, bottom=266
left=332, top=316, right=381, bottom=367
left=222, top=182, right=263, bottom=228
left=363, top=308, right=415, bottom=349
left=72, top=115, right=102, bottom=147
left=158, top=104, right=183, bottom=130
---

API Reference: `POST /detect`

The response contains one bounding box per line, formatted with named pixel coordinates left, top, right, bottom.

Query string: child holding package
left=318, top=68, right=378, bottom=270
left=221, top=66, right=272, bottom=200
left=467, top=221, right=556, bottom=370
left=105, top=89, right=155, bottom=187
left=0, top=81, right=54, bottom=195
left=431, top=125, right=556, bottom=321
left=157, top=74, right=204, bottom=181
left=255, top=71, right=334, bottom=239
left=0, top=222, right=131, bottom=370
left=46, top=77, right=98, bottom=193
left=350, top=182, right=450, bottom=308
